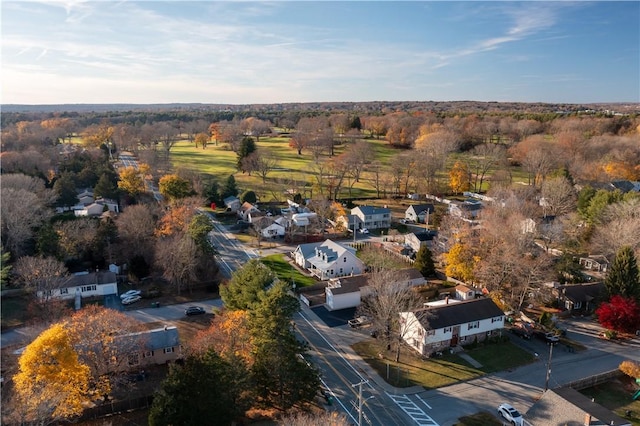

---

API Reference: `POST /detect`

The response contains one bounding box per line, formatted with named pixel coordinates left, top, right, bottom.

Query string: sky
left=1, top=1, right=639, bottom=105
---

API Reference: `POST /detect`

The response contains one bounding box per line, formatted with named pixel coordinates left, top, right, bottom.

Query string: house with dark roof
left=404, top=230, right=437, bottom=252
left=36, top=270, right=118, bottom=301
left=324, top=268, right=426, bottom=311
left=292, top=239, right=365, bottom=280
left=552, top=282, right=606, bottom=312
left=524, top=386, right=631, bottom=426
left=120, top=325, right=182, bottom=368
left=448, top=200, right=483, bottom=220
left=400, top=298, right=505, bottom=356
left=405, top=204, right=435, bottom=224
left=351, top=205, right=391, bottom=230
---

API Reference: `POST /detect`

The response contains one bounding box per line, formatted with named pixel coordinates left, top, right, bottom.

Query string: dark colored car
left=533, top=330, right=560, bottom=344
left=185, top=306, right=206, bottom=316
left=510, top=326, right=532, bottom=339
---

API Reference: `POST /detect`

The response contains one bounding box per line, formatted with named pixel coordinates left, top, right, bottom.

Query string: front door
left=450, top=325, right=460, bottom=347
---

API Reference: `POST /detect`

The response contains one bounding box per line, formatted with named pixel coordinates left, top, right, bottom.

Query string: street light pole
left=352, top=380, right=368, bottom=426
left=544, top=342, right=554, bottom=391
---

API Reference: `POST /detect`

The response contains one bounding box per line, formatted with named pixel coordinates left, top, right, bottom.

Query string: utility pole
left=352, top=380, right=368, bottom=426
left=544, top=342, right=555, bottom=391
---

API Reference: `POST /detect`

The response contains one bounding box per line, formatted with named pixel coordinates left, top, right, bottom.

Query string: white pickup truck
left=348, top=316, right=370, bottom=328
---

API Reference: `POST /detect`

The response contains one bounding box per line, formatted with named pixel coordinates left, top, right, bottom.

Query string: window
left=491, top=316, right=503, bottom=323
left=426, top=330, right=435, bottom=336
left=142, top=351, right=153, bottom=358
left=468, top=321, right=479, bottom=330
left=81, top=285, right=97, bottom=292
left=339, top=268, right=343, bottom=274
left=344, top=257, right=347, bottom=262
left=128, top=353, right=140, bottom=366
left=164, top=347, right=174, bottom=354
left=444, top=327, right=452, bottom=333
left=330, top=269, right=334, bottom=275
left=60, top=288, right=68, bottom=295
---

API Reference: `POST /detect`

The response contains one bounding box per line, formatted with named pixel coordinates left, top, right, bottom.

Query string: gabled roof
left=223, top=195, right=240, bottom=204
left=410, top=231, right=437, bottom=242
left=69, top=271, right=117, bottom=287
left=406, top=204, right=434, bottom=215
left=352, top=205, right=391, bottom=216
left=397, top=268, right=425, bottom=281
left=558, top=282, right=605, bottom=304
left=525, top=387, right=631, bottom=426
left=414, top=298, right=503, bottom=330
left=147, top=326, right=180, bottom=351
left=240, top=201, right=256, bottom=212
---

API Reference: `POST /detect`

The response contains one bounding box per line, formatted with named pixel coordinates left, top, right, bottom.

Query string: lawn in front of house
left=579, top=377, right=640, bottom=425
left=260, top=254, right=317, bottom=287
left=352, top=338, right=534, bottom=389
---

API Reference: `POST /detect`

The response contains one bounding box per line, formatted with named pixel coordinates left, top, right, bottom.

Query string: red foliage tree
left=596, top=295, right=640, bottom=333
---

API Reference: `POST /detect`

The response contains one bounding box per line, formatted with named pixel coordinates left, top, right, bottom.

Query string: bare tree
left=157, top=122, right=180, bottom=160
left=591, top=198, right=640, bottom=258
left=1, top=188, right=53, bottom=257
left=540, top=176, right=577, bottom=217
left=55, top=218, right=98, bottom=262
left=470, top=144, right=507, bottom=192
left=248, top=149, right=280, bottom=183
left=116, top=204, right=157, bottom=264
left=14, top=256, right=70, bottom=314
left=356, top=269, right=425, bottom=362
left=155, top=234, right=199, bottom=295
left=278, top=411, right=350, bottom=426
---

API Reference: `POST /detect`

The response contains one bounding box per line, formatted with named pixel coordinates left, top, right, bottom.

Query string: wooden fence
left=564, top=369, right=622, bottom=390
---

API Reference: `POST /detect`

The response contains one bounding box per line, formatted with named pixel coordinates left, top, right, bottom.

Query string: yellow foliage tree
left=444, top=242, right=478, bottom=282
left=449, top=161, right=471, bottom=194
left=619, top=360, right=640, bottom=379
left=13, top=324, right=91, bottom=422
left=117, top=166, right=146, bottom=196
left=191, top=310, right=253, bottom=363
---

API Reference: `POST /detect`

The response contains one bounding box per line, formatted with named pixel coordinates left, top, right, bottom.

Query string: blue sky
left=2, top=1, right=638, bottom=104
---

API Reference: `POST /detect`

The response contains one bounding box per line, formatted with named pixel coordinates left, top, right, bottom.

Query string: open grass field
left=352, top=339, right=534, bottom=389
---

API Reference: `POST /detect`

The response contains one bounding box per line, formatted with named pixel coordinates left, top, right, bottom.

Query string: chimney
left=584, top=412, right=591, bottom=426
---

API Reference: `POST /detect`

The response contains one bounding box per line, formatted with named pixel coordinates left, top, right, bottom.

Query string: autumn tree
left=117, top=166, right=146, bottom=197
left=64, top=305, right=144, bottom=398
left=444, top=242, right=477, bottom=283
left=356, top=269, right=425, bottom=362
left=14, top=255, right=69, bottom=310
left=149, top=349, right=248, bottom=426
left=619, top=360, right=640, bottom=379
left=158, top=173, right=194, bottom=201
left=278, top=411, right=350, bottom=426
left=83, top=122, right=114, bottom=148
left=220, top=259, right=275, bottom=310
left=449, top=161, right=471, bottom=195
left=194, top=131, right=209, bottom=149
left=596, top=295, right=640, bottom=333
left=13, top=324, right=91, bottom=422
left=605, top=246, right=640, bottom=300
left=190, top=310, right=252, bottom=361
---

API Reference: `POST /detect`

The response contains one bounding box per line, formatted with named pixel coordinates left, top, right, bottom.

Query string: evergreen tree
left=149, top=350, right=244, bottom=426
left=236, top=137, right=257, bottom=172
left=606, top=246, right=640, bottom=300
left=221, top=175, right=239, bottom=199
left=53, top=172, right=78, bottom=207
left=413, top=245, right=435, bottom=277
left=219, top=259, right=274, bottom=310
left=1, top=247, right=11, bottom=289
left=93, top=173, right=118, bottom=200
left=188, top=214, right=215, bottom=254
left=240, top=190, right=257, bottom=204
left=350, top=115, right=362, bottom=130
left=36, top=224, right=61, bottom=258
left=204, top=177, right=221, bottom=205
left=249, top=281, right=320, bottom=410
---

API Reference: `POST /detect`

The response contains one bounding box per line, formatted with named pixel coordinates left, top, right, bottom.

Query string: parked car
left=120, top=290, right=142, bottom=299
left=358, top=228, right=369, bottom=234
left=533, top=330, right=560, bottom=344
left=497, top=403, right=524, bottom=426
left=348, top=316, right=370, bottom=328
left=121, top=295, right=142, bottom=305
left=185, top=306, right=206, bottom=316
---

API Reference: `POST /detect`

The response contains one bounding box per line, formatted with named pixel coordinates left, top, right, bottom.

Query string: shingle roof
left=416, top=298, right=504, bottom=329
left=353, top=205, right=391, bottom=215
left=69, top=271, right=117, bottom=287
left=407, top=204, right=434, bottom=215
left=326, top=275, right=369, bottom=295
left=526, top=387, right=631, bottom=426
left=559, top=282, right=605, bottom=304
left=411, top=231, right=437, bottom=242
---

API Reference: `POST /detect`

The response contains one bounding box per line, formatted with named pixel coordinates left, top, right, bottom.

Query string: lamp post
left=352, top=380, right=374, bottom=426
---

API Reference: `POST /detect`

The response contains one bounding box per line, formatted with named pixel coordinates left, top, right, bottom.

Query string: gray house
left=405, top=204, right=434, bottom=223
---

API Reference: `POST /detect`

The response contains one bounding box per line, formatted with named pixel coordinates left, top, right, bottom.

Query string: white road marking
left=386, top=394, right=439, bottom=426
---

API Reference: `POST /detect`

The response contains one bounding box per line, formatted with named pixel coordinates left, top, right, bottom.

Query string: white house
left=292, top=239, right=365, bottom=280
left=351, top=206, right=391, bottom=230
left=404, top=231, right=437, bottom=253
left=455, top=284, right=477, bottom=301
left=37, top=270, right=118, bottom=301
left=448, top=200, right=483, bottom=220
left=400, top=298, right=504, bottom=356
left=252, top=216, right=286, bottom=239
left=324, top=268, right=425, bottom=311
left=223, top=196, right=241, bottom=212
left=405, top=204, right=434, bottom=224
left=74, top=198, right=119, bottom=217
left=325, top=274, right=369, bottom=311
left=125, top=326, right=182, bottom=367
left=237, top=202, right=260, bottom=221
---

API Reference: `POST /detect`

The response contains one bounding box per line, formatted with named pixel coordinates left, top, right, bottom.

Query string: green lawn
left=352, top=338, right=534, bottom=389
left=260, top=253, right=318, bottom=287
left=579, top=378, right=640, bottom=425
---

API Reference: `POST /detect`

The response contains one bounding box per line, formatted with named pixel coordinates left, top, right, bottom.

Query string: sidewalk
left=299, top=302, right=425, bottom=395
